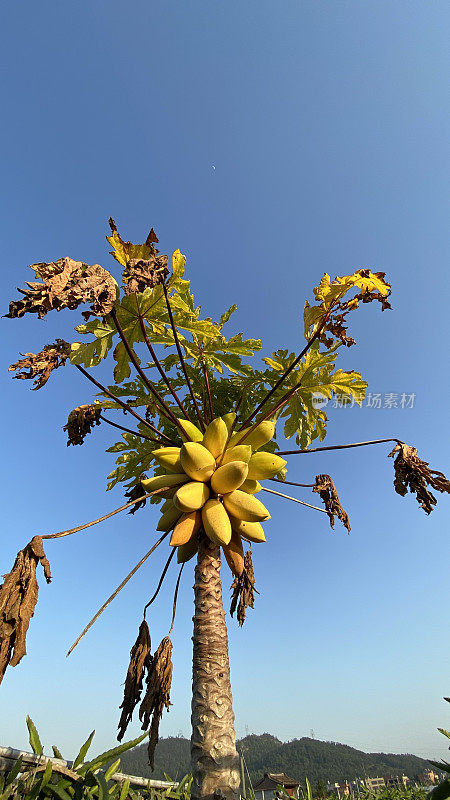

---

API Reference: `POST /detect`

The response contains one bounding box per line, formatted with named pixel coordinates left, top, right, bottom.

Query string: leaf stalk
left=260, top=486, right=327, bottom=513
left=75, top=364, right=176, bottom=445
left=66, top=530, right=171, bottom=656
left=110, top=307, right=187, bottom=437
left=42, top=488, right=171, bottom=540
left=137, top=312, right=192, bottom=423
left=238, top=307, right=333, bottom=431
left=277, top=438, right=402, bottom=456
left=162, top=283, right=205, bottom=431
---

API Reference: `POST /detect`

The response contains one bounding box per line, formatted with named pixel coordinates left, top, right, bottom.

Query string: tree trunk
left=191, top=532, right=240, bottom=800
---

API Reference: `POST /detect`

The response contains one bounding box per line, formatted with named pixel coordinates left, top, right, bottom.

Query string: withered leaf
left=145, top=228, right=159, bottom=246
left=388, top=443, right=450, bottom=514
left=107, top=220, right=165, bottom=290
left=118, top=620, right=152, bottom=741
left=9, top=339, right=70, bottom=390
left=123, top=255, right=169, bottom=295
left=0, top=537, right=51, bottom=685
left=316, top=270, right=392, bottom=348
left=6, top=258, right=116, bottom=321
left=139, top=636, right=173, bottom=769
left=313, top=474, right=351, bottom=532
left=230, top=550, right=256, bottom=627
left=125, top=477, right=149, bottom=515
left=63, top=404, right=102, bottom=446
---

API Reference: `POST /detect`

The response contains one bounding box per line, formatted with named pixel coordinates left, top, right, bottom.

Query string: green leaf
left=104, top=758, right=121, bottom=783
left=52, top=746, right=64, bottom=760
left=171, top=249, right=186, bottom=279
left=110, top=290, right=174, bottom=383
left=427, top=779, right=450, bottom=800
left=47, top=784, right=73, bottom=800
left=70, top=319, right=115, bottom=369
left=80, top=729, right=149, bottom=775
left=94, top=772, right=109, bottom=800
left=5, top=756, right=23, bottom=787
left=106, top=429, right=158, bottom=491
left=40, top=760, right=53, bottom=790
left=219, top=304, right=237, bottom=329
left=201, top=333, right=261, bottom=376
left=107, top=227, right=155, bottom=267
left=26, top=715, right=43, bottom=756
left=262, top=357, right=284, bottom=371
left=73, top=730, right=95, bottom=770
left=119, top=779, right=131, bottom=800
left=262, top=343, right=366, bottom=448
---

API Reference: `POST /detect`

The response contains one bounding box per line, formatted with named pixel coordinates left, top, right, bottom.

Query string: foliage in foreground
left=0, top=717, right=191, bottom=800
left=426, top=699, right=450, bottom=800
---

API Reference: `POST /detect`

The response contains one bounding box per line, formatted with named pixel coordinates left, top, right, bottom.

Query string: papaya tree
left=1, top=221, right=449, bottom=800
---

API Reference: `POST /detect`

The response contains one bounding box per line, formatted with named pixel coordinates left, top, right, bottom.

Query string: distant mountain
left=119, top=734, right=431, bottom=785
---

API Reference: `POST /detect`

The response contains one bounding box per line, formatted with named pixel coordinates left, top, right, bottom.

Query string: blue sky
left=1, top=0, right=449, bottom=766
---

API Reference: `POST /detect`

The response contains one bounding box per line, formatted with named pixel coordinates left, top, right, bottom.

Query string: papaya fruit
left=173, top=481, right=210, bottom=512
left=211, top=461, right=248, bottom=495
left=201, top=499, right=232, bottom=546
left=223, top=490, right=270, bottom=522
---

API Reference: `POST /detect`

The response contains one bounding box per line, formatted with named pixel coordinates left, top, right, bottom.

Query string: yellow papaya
left=152, top=447, right=182, bottom=472
left=177, top=536, right=198, bottom=563
left=223, top=490, right=270, bottom=522
left=202, top=417, right=228, bottom=458
left=173, top=481, right=210, bottom=512
left=228, top=421, right=276, bottom=451
left=247, top=452, right=287, bottom=480
left=229, top=517, right=266, bottom=543
left=156, top=503, right=183, bottom=531
left=178, top=419, right=203, bottom=443
left=221, top=445, right=252, bottom=465
left=242, top=421, right=275, bottom=451
left=222, top=531, right=245, bottom=577
left=239, top=478, right=262, bottom=494
left=221, top=412, right=236, bottom=433
left=211, top=461, right=248, bottom=495
left=141, top=473, right=189, bottom=493
left=170, top=510, right=202, bottom=546
left=201, top=499, right=232, bottom=546
left=227, top=428, right=249, bottom=449
left=180, top=442, right=216, bottom=482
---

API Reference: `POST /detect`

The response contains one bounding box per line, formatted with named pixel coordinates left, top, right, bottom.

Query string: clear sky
left=1, top=0, right=449, bottom=767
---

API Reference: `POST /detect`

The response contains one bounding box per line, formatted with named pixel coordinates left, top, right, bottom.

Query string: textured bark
left=191, top=532, right=240, bottom=800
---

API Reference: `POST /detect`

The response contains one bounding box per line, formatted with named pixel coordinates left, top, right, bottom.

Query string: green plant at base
left=0, top=717, right=155, bottom=800
left=426, top=698, right=450, bottom=800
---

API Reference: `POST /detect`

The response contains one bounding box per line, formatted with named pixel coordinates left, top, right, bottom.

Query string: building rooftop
left=253, top=773, right=300, bottom=792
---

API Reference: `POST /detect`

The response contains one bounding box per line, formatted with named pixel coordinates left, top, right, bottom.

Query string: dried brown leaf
left=124, top=478, right=149, bottom=515
left=123, top=256, right=169, bottom=295
left=0, top=537, right=51, bottom=685
left=139, top=636, right=173, bottom=769
left=6, top=258, right=116, bottom=321
left=145, top=228, right=159, bottom=247
left=317, top=270, right=392, bottom=348
left=9, top=339, right=70, bottom=390
left=388, top=443, right=450, bottom=514
left=313, top=474, right=351, bottom=532
left=118, top=620, right=152, bottom=741
left=63, top=404, right=102, bottom=446
left=230, top=550, right=256, bottom=627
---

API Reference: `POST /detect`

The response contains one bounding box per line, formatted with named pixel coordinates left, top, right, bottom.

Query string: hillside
left=119, top=734, right=431, bottom=785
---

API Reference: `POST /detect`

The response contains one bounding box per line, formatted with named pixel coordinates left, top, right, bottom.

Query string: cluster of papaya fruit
left=141, top=414, right=286, bottom=578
